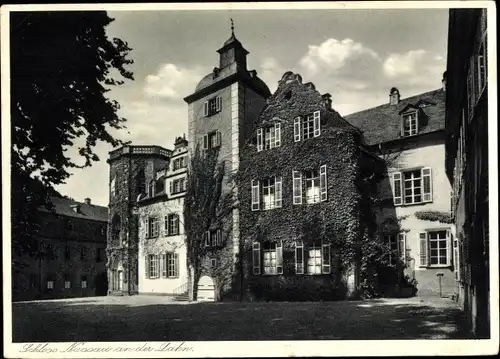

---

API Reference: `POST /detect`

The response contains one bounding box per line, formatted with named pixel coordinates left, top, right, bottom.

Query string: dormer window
left=402, top=111, right=418, bottom=137
left=203, top=96, right=222, bottom=117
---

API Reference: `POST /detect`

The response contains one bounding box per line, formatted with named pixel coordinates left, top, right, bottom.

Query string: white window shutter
left=313, top=110, right=321, bottom=137
left=322, top=243, right=331, bottom=274
left=295, top=241, right=304, bottom=274
left=252, top=242, right=261, bottom=275
left=217, top=229, right=222, bottom=246
left=203, top=101, right=209, bottom=117
left=204, top=231, right=210, bottom=247
left=216, top=131, right=222, bottom=147
left=275, top=122, right=281, bottom=147
left=320, top=165, right=327, bottom=201
left=398, top=233, right=406, bottom=264
left=276, top=241, right=283, bottom=274
left=392, top=172, right=403, bottom=205
left=419, top=232, right=428, bottom=267
left=256, top=128, right=263, bottom=152
left=165, top=216, right=170, bottom=236
left=145, top=219, right=150, bottom=239
left=216, top=96, right=222, bottom=112
left=294, top=117, right=301, bottom=142
left=446, top=230, right=452, bottom=267
left=251, top=180, right=260, bottom=211
left=145, top=255, right=150, bottom=279
left=293, top=170, right=302, bottom=205
left=422, top=167, right=433, bottom=202
left=275, top=176, right=282, bottom=208
left=203, top=134, right=209, bottom=150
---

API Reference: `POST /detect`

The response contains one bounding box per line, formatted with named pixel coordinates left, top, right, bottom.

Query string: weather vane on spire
left=230, top=18, right=234, bottom=36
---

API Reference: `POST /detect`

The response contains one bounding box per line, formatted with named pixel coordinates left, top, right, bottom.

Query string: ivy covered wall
left=237, top=72, right=385, bottom=301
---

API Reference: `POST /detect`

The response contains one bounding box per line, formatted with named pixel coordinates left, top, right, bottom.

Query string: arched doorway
left=197, top=276, right=215, bottom=302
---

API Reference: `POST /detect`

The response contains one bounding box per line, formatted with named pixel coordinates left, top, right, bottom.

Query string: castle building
left=136, top=136, right=190, bottom=298
left=345, top=86, right=456, bottom=297
left=445, top=8, right=489, bottom=338
left=107, top=145, right=171, bottom=295
left=13, top=196, right=108, bottom=301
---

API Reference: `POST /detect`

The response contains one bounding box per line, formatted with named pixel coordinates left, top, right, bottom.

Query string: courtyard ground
left=12, top=295, right=471, bottom=342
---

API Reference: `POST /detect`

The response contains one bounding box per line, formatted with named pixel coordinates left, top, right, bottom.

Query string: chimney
left=442, top=71, right=447, bottom=92
left=389, top=87, right=400, bottom=105
left=84, top=198, right=91, bottom=205
left=322, top=93, right=332, bottom=109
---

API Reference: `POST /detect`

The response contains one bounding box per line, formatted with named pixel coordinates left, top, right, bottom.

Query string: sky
left=55, top=7, right=449, bottom=206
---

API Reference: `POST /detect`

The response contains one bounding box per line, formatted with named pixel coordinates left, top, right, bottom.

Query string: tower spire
left=230, top=18, right=234, bottom=36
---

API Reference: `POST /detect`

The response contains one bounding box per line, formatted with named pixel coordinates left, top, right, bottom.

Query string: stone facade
left=107, top=145, right=170, bottom=295
left=12, top=197, right=108, bottom=301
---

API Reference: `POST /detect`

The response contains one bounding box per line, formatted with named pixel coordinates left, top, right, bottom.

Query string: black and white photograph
left=2, top=2, right=497, bottom=357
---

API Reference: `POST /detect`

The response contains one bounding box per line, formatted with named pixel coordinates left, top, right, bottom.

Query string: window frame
left=419, top=229, right=452, bottom=268
left=402, top=110, right=419, bottom=137
left=392, top=167, right=432, bottom=206
left=165, top=214, right=180, bottom=236
left=147, top=254, right=160, bottom=279
left=146, top=217, right=160, bottom=239
left=203, top=96, right=222, bottom=117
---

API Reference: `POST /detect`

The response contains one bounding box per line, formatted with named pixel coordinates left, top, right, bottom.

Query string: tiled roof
left=343, top=89, right=445, bottom=146
left=40, top=196, right=108, bottom=222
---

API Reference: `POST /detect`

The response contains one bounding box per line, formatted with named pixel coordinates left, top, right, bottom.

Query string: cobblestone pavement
left=12, top=295, right=471, bottom=342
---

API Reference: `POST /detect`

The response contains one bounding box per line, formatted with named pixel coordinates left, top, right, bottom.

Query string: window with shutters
left=256, top=122, right=281, bottom=152
left=402, top=111, right=418, bottom=137
left=419, top=229, right=452, bottom=268
left=165, top=214, right=180, bottom=236
left=252, top=241, right=283, bottom=275
left=204, top=229, right=223, bottom=248
left=173, top=156, right=187, bottom=171
left=392, top=167, right=432, bottom=205
left=294, top=111, right=321, bottom=142
left=203, top=96, right=222, bottom=117
left=301, top=242, right=331, bottom=275
left=251, top=176, right=282, bottom=211
left=293, top=165, right=327, bottom=205
left=147, top=254, right=160, bottom=279
left=162, top=252, right=179, bottom=278
left=147, top=217, right=159, bottom=238
left=202, top=130, right=222, bottom=151
left=171, top=178, right=186, bottom=194
left=384, top=233, right=406, bottom=266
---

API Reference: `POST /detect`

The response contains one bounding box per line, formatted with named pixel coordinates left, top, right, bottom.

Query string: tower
left=183, top=22, right=271, bottom=298
left=107, top=145, right=171, bottom=295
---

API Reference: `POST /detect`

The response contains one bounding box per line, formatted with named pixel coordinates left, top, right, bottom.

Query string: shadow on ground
left=12, top=298, right=472, bottom=342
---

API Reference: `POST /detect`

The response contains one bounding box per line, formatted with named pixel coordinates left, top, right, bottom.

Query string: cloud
left=144, top=63, right=205, bottom=100
left=299, top=38, right=380, bottom=76
left=259, top=57, right=286, bottom=93
left=383, top=49, right=446, bottom=87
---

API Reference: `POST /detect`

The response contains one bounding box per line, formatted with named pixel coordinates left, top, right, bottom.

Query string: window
left=305, top=170, right=320, bottom=204
left=81, top=276, right=88, bottom=289
left=251, top=176, right=282, bottom=211
left=146, top=217, right=160, bottom=238
left=295, top=241, right=331, bottom=275
left=392, top=167, right=432, bottom=205
left=135, top=169, right=146, bottom=195
left=173, top=156, right=187, bottom=171
left=162, top=252, right=179, bottom=278
left=170, top=178, right=186, bottom=194
left=419, top=230, right=452, bottom=267
left=252, top=241, right=283, bottom=275
left=147, top=180, right=156, bottom=197
left=165, top=214, right=180, bottom=236
left=294, top=111, right=321, bottom=142
left=80, top=246, right=88, bottom=261
left=146, top=254, right=160, bottom=279
left=46, top=277, right=54, bottom=290
left=293, top=165, right=327, bottom=205
left=210, top=258, right=218, bottom=269
left=203, top=96, right=222, bottom=117
left=384, top=233, right=406, bottom=266
left=203, top=131, right=221, bottom=151
left=402, top=111, right=418, bottom=136
left=467, top=29, right=487, bottom=121
left=64, top=275, right=71, bottom=289
left=205, top=229, right=223, bottom=247
left=110, top=176, right=116, bottom=197
left=256, top=122, right=281, bottom=151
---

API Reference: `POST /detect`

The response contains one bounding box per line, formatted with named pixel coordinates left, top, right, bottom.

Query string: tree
left=10, top=11, right=134, bottom=263
left=183, top=145, right=234, bottom=301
